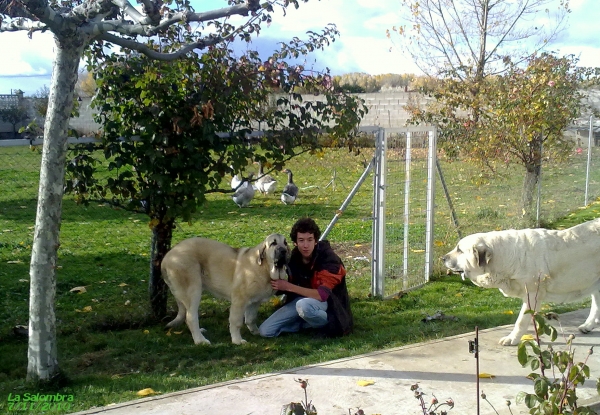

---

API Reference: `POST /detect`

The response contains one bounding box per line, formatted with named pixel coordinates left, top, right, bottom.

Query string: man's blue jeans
left=259, top=296, right=328, bottom=337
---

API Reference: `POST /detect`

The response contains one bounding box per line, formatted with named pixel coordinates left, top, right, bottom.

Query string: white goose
left=280, top=168, right=298, bottom=205
left=232, top=174, right=255, bottom=208
left=256, top=162, right=277, bottom=195
left=230, top=165, right=243, bottom=190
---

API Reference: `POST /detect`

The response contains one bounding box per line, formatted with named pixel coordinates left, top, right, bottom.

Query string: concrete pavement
left=72, top=308, right=600, bottom=415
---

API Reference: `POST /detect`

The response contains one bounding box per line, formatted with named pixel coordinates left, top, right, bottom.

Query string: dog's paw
left=194, top=338, right=211, bottom=345
left=247, top=326, right=260, bottom=335
left=232, top=338, right=247, bottom=345
left=498, top=335, right=519, bottom=346
left=578, top=323, right=595, bottom=334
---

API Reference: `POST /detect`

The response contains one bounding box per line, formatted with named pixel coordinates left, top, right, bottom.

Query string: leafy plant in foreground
left=517, top=309, right=598, bottom=415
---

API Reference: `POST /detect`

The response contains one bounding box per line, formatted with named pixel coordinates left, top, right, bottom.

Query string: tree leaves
left=69, top=25, right=366, bottom=229
left=407, top=52, right=599, bottom=216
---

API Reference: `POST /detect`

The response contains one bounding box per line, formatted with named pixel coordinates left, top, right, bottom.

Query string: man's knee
left=258, top=326, right=275, bottom=337
left=296, top=298, right=322, bottom=319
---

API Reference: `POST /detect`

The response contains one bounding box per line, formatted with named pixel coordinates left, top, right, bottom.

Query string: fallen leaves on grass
left=136, top=388, right=158, bottom=397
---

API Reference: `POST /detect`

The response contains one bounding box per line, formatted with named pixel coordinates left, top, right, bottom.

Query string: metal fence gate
left=371, top=126, right=437, bottom=298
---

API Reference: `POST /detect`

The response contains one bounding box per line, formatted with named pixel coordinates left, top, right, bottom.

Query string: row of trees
left=333, top=73, right=416, bottom=93
left=76, top=70, right=418, bottom=95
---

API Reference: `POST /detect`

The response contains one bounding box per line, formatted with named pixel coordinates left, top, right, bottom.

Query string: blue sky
left=0, top=0, right=598, bottom=95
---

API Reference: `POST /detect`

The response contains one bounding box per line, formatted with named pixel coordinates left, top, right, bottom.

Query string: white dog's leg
left=244, top=301, right=262, bottom=335
left=185, top=293, right=211, bottom=345
left=165, top=299, right=186, bottom=328
left=499, top=302, right=532, bottom=346
left=579, top=292, right=600, bottom=334
left=229, top=296, right=247, bottom=345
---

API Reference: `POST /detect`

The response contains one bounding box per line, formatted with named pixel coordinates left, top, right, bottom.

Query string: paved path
left=72, top=308, right=600, bottom=415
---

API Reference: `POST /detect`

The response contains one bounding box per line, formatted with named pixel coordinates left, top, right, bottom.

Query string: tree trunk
left=149, top=220, right=174, bottom=320
left=521, top=164, right=540, bottom=219
left=27, top=42, right=83, bottom=382
left=521, top=135, right=543, bottom=221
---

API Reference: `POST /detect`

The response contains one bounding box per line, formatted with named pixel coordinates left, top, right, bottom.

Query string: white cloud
left=322, top=35, right=421, bottom=75
left=558, top=45, right=600, bottom=68
left=0, top=32, right=55, bottom=76
left=1, top=0, right=598, bottom=95
left=363, top=11, right=400, bottom=32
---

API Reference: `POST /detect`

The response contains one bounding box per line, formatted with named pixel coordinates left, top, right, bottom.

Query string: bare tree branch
left=99, top=31, right=222, bottom=60
left=111, top=0, right=152, bottom=25
left=395, top=0, right=569, bottom=78
left=2, top=0, right=262, bottom=38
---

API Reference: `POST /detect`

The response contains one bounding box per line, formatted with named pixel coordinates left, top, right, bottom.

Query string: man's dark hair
left=290, top=217, right=321, bottom=243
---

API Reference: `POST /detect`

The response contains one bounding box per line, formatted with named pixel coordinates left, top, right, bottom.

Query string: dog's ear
left=257, top=245, right=266, bottom=265
left=474, top=243, right=491, bottom=267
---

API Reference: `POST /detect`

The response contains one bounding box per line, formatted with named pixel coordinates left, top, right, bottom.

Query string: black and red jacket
left=285, top=240, right=353, bottom=336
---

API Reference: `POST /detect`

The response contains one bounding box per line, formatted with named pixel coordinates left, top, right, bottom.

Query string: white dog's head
left=442, top=233, right=492, bottom=285
left=259, top=233, right=291, bottom=279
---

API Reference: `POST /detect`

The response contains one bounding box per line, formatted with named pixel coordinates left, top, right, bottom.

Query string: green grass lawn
left=1, top=144, right=599, bottom=414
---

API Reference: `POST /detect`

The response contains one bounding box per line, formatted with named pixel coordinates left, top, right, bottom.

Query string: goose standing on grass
left=230, top=165, right=243, bottom=190
left=281, top=168, right=298, bottom=205
left=256, top=162, right=277, bottom=195
left=232, top=174, right=255, bottom=208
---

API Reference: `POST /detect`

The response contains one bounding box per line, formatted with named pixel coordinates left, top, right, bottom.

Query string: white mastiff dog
left=161, top=233, right=290, bottom=345
left=443, top=218, right=600, bottom=346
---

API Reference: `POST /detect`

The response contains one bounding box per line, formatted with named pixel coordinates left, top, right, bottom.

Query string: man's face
left=295, top=231, right=317, bottom=261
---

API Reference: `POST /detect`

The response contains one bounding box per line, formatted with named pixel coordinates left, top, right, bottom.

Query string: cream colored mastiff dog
left=443, top=218, right=600, bottom=346
left=161, top=233, right=290, bottom=345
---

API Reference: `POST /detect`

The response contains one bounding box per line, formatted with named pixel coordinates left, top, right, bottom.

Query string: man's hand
left=270, top=280, right=322, bottom=301
left=271, top=279, right=294, bottom=292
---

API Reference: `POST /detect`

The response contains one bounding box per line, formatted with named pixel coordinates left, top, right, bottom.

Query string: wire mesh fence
left=369, top=123, right=600, bottom=298
left=371, top=127, right=436, bottom=297
left=2, top=129, right=600, bottom=299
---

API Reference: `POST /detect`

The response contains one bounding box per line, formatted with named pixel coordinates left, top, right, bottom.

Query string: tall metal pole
left=585, top=115, right=594, bottom=206
left=402, top=132, right=412, bottom=290
left=371, top=128, right=386, bottom=298
left=469, top=326, right=480, bottom=415
left=424, top=129, right=437, bottom=282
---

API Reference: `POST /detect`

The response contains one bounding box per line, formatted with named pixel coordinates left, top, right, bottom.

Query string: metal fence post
left=585, top=115, right=594, bottom=206
left=371, top=127, right=386, bottom=297
left=402, top=132, right=412, bottom=290
left=424, top=128, right=437, bottom=282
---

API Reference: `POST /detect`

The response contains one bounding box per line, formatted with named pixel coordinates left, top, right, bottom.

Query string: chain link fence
left=2, top=123, right=600, bottom=298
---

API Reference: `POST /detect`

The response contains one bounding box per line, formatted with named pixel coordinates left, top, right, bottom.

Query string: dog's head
left=259, top=233, right=291, bottom=279
left=442, top=233, right=492, bottom=284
